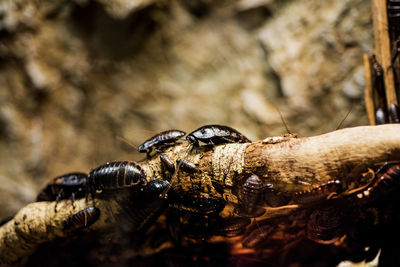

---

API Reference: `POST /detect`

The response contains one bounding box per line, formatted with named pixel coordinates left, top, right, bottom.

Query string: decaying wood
left=1, top=124, right=400, bottom=265
left=371, top=0, right=398, bottom=107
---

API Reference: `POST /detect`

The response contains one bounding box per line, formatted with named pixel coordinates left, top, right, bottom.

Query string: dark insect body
left=388, top=0, right=400, bottom=57
left=169, top=191, right=225, bottom=215
left=306, top=207, right=344, bottom=244
left=186, top=125, right=251, bottom=147
left=389, top=103, right=400, bottom=123
left=87, top=161, right=146, bottom=191
left=293, top=180, right=342, bottom=205
left=359, top=164, right=400, bottom=199
left=37, top=172, right=88, bottom=202
left=376, top=108, right=389, bottom=125
left=214, top=217, right=251, bottom=237
left=138, top=130, right=186, bottom=157
left=63, top=206, right=100, bottom=233
left=125, top=179, right=171, bottom=232
left=237, top=174, right=266, bottom=217
left=160, top=154, right=175, bottom=173
left=371, top=56, right=389, bottom=125
left=176, top=159, right=199, bottom=174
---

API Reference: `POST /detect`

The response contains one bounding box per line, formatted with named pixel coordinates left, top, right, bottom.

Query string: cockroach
left=292, top=180, right=342, bottom=205
left=237, top=174, right=266, bottom=217
left=138, top=130, right=186, bottom=157
left=263, top=184, right=290, bottom=207
left=125, top=179, right=171, bottom=232
left=214, top=217, right=251, bottom=237
left=306, top=207, right=344, bottom=244
left=169, top=191, right=225, bottom=215
left=186, top=125, right=251, bottom=147
left=376, top=108, right=389, bottom=125
left=357, top=164, right=400, bottom=199
left=389, top=103, right=400, bottom=123
left=87, top=161, right=146, bottom=191
left=63, top=206, right=100, bottom=233
left=37, top=172, right=88, bottom=211
left=176, top=159, right=199, bottom=174
left=160, top=154, right=175, bottom=173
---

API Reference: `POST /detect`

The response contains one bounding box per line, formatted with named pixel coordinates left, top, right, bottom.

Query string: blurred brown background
left=0, top=0, right=371, bottom=218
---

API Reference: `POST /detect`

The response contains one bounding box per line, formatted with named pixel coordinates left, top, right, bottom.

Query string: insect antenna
left=116, top=136, right=139, bottom=150
left=335, top=105, right=353, bottom=130
left=275, top=107, right=292, bottom=134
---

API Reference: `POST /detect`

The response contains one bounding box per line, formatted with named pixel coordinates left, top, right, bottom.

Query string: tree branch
left=1, top=124, right=400, bottom=265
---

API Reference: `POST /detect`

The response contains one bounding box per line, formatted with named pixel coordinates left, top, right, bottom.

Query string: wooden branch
left=372, top=0, right=398, bottom=107
left=1, top=125, right=400, bottom=265
left=364, top=54, right=376, bottom=125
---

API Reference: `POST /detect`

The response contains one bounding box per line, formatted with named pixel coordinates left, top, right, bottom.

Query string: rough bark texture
left=1, top=124, right=399, bottom=265
left=0, top=0, right=371, bottom=220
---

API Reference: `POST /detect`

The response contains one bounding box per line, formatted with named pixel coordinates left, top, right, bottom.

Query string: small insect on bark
left=355, top=164, right=400, bottom=200
left=214, top=217, right=251, bottom=237
left=176, top=159, right=199, bottom=174
left=126, top=179, right=171, bottom=232
left=169, top=191, right=225, bottom=215
left=37, top=172, right=88, bottom=211
left=138, top=130, right=186, bottom=157
left=63, top=206, right=100, bottom=233
left=160, top=154, right=175, bottom=174
left=389, top=103, right=400, bottom=123
left=237, top=174, right=266, bottom=218
left=186, top=125, right=251, bottom=147
left=292, top=180, right=342, bottom=205
left=87, top=161, right=146, bottom=192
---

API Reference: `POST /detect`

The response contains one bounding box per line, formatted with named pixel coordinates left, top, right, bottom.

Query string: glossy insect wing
left=160, top=154, right=175, bottom=173
left=187, top=125, right=250, bottom=146
left=37, top=172, right=88, bottom=201
left=88, top=161, right=146, bottom=190
left=54, top=173, right=87, bottom=186
left=138, top=130, right=186, bottom=153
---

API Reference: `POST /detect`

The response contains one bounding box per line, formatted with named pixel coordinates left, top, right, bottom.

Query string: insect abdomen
left=63, top=206, right=100, bottom=233
left=88, top=161, right=146, bottom=191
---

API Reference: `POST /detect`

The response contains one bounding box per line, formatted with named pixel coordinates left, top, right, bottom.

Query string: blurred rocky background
left=0, top=0, right=371, bottom=218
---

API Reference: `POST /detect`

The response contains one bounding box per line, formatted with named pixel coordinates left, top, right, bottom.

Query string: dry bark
left=1, top=124, right=400, bottom=265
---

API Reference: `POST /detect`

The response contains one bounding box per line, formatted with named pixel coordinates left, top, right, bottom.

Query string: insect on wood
left=87, top=161, right=146, bottom=191
left=186, top=125, right=251, bottom=147
left=63, top=206, right=100, bottom=233
left=138, top=130, right=186, bottom=157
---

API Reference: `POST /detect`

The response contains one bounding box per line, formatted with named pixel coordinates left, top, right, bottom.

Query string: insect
left=236, top=174, right=266, bottom=217
left=167, top=191, right=226, bottom=241
left=292, top=180, right=342, bottom=205
left=87, top=161, right=146, bottom=192
left=214, top=217, right=251, bottom=237
left=160, top=154, right=175, bottom=173
left=388, top=0, right=400, bottom=63
left=138, top=130, right=186, bottom=157
left=186, top=125, right=251, bottom=147
left=63, top=206, right=100, bottom=233
left=37, top=172, right=88, bottom=211
left=175, top=159, right=199, bottom=174
left=353, top=164, right=400, bottom=200
left=389, top=103, right=400, bottom=123
left=169, top=191, right=225, bottom=215
left=124, top=179, right=172, bottom=232
left=376, top=107, right=389, bottom=124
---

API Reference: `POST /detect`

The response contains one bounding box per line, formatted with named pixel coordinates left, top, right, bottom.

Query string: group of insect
left=36, top=121, right=400, bottom=247
left=37, top=125, right=255, bottom=234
